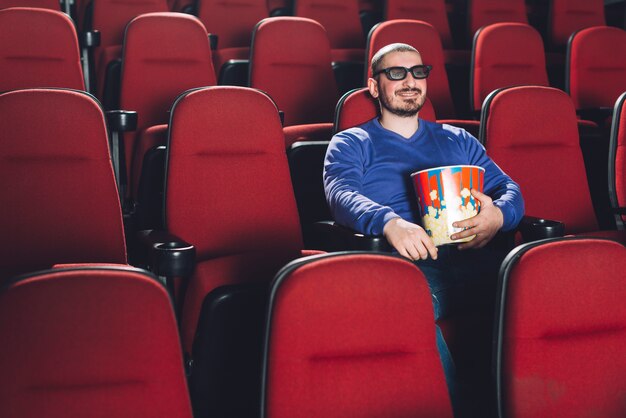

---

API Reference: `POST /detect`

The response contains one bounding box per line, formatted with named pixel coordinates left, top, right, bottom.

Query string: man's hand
left=450, top=189, right=504, bottom=250
left=383, top=217, right=438, bottom=261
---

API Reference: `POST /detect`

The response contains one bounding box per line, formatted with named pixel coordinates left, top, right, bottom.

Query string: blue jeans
left=416, top=245, right=506, bottom=417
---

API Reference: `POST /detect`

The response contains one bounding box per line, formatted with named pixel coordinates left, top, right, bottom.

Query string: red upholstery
left=250, top=17, right=339, bottom=145
left=496, top=237, right=626, bottom=418
left=263, top=253, right=453, bottom=418
left=283, top=123, right=334, bottom=149
left=367, top=20, right=456, bottom=119
left=482, top=86, right=599, bottom=234
left=0, top=0, right=59, bottom=9
left=385, top=0, right=454, bottom=49
left=197, top=0, right=267, bottom=75
left=471, top=22, right=548, bottom=112
left=468, top=0, right=528, bottom=39
left=334, top=87, right=436, bottom=133
left=294, top=0, right=364, bottom=62
left=610, top=92, right=626, bottom=228
left=0, top=266, right=192, bottom=418
left=567, top=26, right=626, bottom=110
left=0, top=8, right=84, bottom=91
left=165, top=86, right=305, bottom=352
left=90, top=0, right=169, bottom=97
left=549, top=0, right=605, bottom=48
left=120, top=12, right=215, bottom=197
left=0, top=89, right=127, bottom=278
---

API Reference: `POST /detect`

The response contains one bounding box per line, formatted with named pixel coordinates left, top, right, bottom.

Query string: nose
left=401, top=74, right=417, bottom=88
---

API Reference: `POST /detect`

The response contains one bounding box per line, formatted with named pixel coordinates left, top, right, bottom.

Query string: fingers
left=470, top=188, right=492, bottom=204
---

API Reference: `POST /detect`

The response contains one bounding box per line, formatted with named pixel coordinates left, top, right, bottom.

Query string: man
left=324, top=43, right=524, bottom=319
left=324, top=41, right=524, bottom=418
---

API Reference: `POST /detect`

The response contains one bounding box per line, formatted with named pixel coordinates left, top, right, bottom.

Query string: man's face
left=368, top=51, right=427, bottom=118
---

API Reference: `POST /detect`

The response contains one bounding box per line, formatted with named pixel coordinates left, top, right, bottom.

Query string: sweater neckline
left=372, top=117, right=425, bottom=142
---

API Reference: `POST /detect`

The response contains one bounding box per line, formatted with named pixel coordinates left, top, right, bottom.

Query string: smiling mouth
left=396, top=89, right=422, bottom=97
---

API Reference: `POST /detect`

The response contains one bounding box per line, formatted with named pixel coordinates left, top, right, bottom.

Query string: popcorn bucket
left=411, top=165, right=485, bottom=246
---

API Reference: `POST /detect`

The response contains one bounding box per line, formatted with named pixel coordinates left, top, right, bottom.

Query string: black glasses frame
left=373, top=64, right=433, bottom=81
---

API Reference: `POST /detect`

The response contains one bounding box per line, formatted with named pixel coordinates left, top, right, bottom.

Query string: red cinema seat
left=249, top=17, right=339, bottom=148
left=0, top=88, right=127, bottom=279
left=196, top=0, right=267, bottom=78
left=481, top=85, right=625, bottom=244
left=549, top=0, right=605, bottom=50
left=119, top=12, right=216, bottom=200
left=164, top=86, right=313, bottom=353
left=294, top=0, right=364, bottom=63
left=471, top=22, right=548, bottom=114
left=468, top=0, right=528, bottom=40
left=0, top=265, right=192, bottom=418
left=494, top=237, right=626, bottom=418
left=0, top=7, right=84, bottom=91
left=262, top=252, right=453, bottom=418
left=0, top=0, right=59, bottom=9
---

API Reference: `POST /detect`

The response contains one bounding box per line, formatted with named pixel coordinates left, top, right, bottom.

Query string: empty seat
left=566, top=26, right=626, bottom=117
left=294, top=0, right=364, bottom=63
left=0, top=88, right=126, bottom=278
left=0, top=265, right=193, bottom=418
left=471, top=22, right=548, bottom=113
left=366, top=19, right=479, bottom=133
left=468, top=0, right=528, bottom=40
left=164, top=86, right=311, bottom=353
left=262, top=252, right=453, bottom=418
left=196, top=0, right=267, bottom=78
left=609, top=92, right=626, bottom=230
left=480, top=85, right=625, bottom=242
left=249, top=17, right=338, bottom=147
left=0, top=7, right=84, bottom=91
left=549, top=0, right=605, bottom=50
left=88, top=0, right=169, bottom=99
left=119, top=12, right=216, bottom=200
left=494, top=237, right=626, bottom=418
left=385, top=0, right=455, bottom=50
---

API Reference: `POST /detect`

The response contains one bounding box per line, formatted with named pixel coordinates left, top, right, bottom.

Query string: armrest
left=311, top=221, right=392, bottom=252
left=136, top=229, right=196, bottom=278
left=577, top=107, right=612, bottom=124
left=517, top=216, right=565, bottom=243
left=105, top=110, right=138, bottom=132
left=208, top=33, right=218, bottom=50
left=610, top=207, right=626, bottom=215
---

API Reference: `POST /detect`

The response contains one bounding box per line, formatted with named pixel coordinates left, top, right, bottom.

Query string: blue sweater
left=324, top=118, right=524, bottom=235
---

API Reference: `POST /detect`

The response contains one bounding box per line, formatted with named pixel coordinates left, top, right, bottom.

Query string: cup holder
left=520, top=218, right=565, bottom=242
left=153, top=241, right=196, bottom=277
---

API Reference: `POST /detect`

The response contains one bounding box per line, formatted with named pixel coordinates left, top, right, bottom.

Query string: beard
left=379, top=87, right=425, bottom=117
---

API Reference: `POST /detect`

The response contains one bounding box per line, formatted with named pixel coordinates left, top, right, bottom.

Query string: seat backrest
left=495, top=237, right=626, bottom=418
left=0, top=7, right=84, bottom=91
left=120, top=12, right=216, bottom=196
left=334, top=86, right=436, bottom=133
left=384, top=0, right=454, bottom=49
left=366, top=19, right=456, bottom=118
left=262, top=252, right=453, bottom=418
left=549, top=0, right=605, bottom=49
left=0, top=0, right=59, bottom=9
left=566, top=26, right=626, bottom=110
left=0, top=88, right=127, bottom=278
left=249, top=17, right=339, bottom=126
left=294, top=0, right=363, bottom=50
left=609, top=92, right=626, bottom=229
left=90, top=0, right=169, bottom=52
left=197, top=0, right=267, bottom=49
left=0, top=265, right=193, bottom=418
left=481, top=85, right=598, bottom=233
left=165, top=86, right=304, bottom=352
left=471, top=22, right=548, bottom=112
left=468, top=0, right=528, bottom=39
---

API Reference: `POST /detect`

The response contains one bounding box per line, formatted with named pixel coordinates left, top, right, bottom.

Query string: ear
left=367, top=77, right=379, bottom=99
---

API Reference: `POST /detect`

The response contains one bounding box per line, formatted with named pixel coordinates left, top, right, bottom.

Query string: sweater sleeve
left=323, top=131, right=400, bottom=235
left=462, top=130, right=525, bottom=231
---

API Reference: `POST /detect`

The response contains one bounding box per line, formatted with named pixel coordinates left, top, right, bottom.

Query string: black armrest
left=311, top=221, right=392, bottom=252
left=136, top=229, right=196, bottom=278
left=577, top=107, right=612, bottom=124
left=610, top=207, right=626, bottom=215
left=208, top=33, right=218, bottom=50
left=105, top=110, right=138, bottom=132
left=78, top=30, right=101, bottom=94
left=517, top=216, right=565, bottom=243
